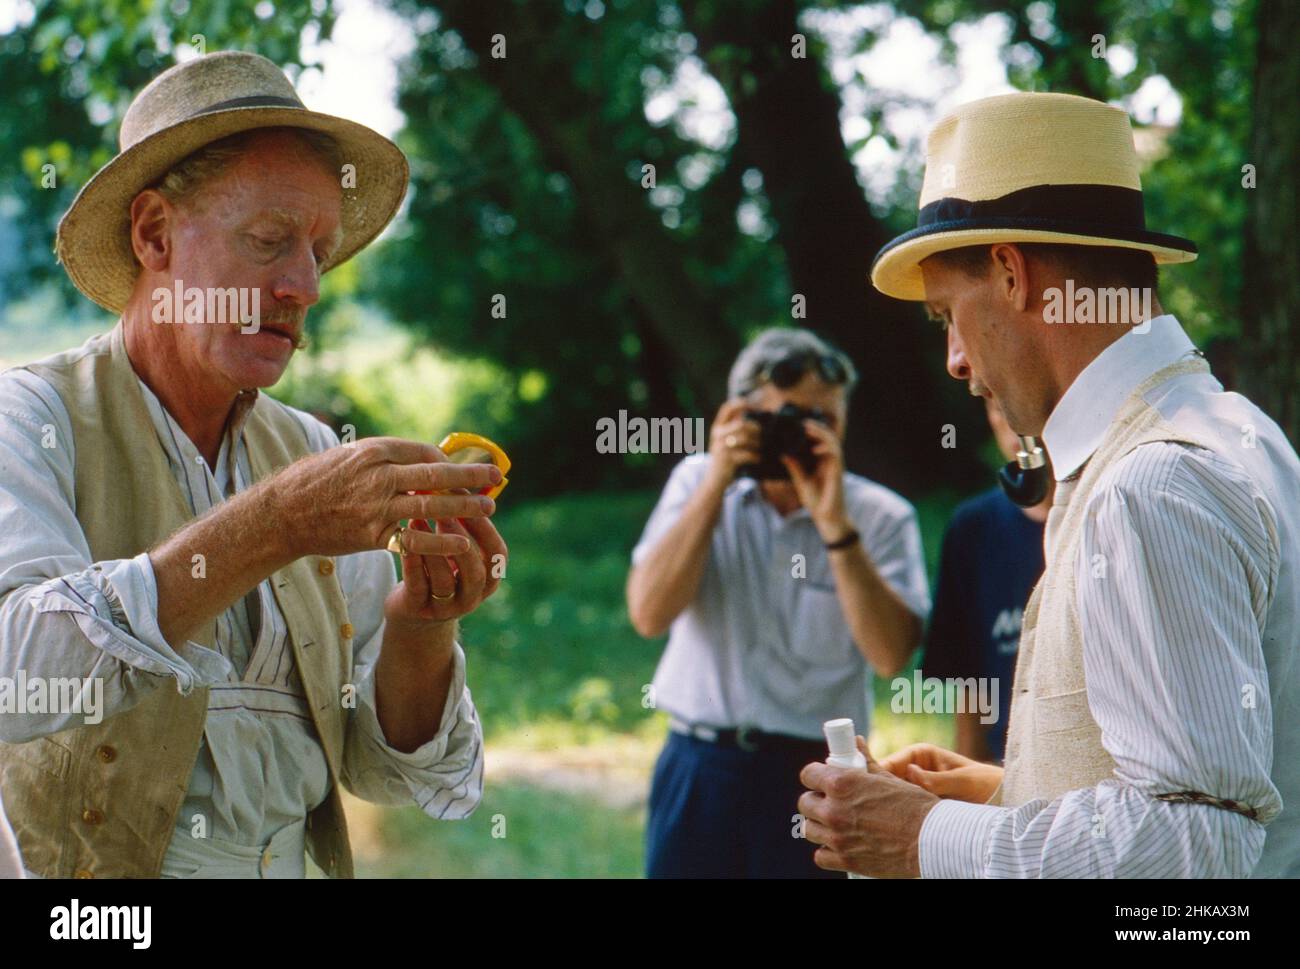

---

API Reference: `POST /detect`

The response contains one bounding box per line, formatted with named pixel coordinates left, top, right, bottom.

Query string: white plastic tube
left=823, top=717, right=868, bottom=879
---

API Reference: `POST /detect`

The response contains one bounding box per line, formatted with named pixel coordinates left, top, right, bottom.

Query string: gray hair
left=727, top=327, right=859, bottom=399
left=152, top=126, right=343, bottom=208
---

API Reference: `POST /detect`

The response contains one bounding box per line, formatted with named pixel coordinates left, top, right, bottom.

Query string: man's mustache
left=241, top=308, right=308, bottom=349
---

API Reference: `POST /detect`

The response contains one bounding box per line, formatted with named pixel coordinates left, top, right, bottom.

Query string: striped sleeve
left=344, top=641, right=485, bottom=819
left=336, top=547, right=485, bottom=819
left=919, top=443, right=1279, bottom=877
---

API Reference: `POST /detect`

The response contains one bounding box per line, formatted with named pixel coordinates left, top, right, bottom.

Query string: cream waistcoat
left=0, top=324, right=355, bottom=878
left=997, top=355, right=1213, bottom=807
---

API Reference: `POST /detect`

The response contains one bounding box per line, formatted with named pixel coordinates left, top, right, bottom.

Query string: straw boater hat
left=870, top=91, right=1197, bottom=301
left=56, top=50, right=408, bottom=314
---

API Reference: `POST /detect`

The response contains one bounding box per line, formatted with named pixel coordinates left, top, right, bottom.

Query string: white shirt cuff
left=352, top=640, right=469, bottom=766
left=117, top=552, right=233, bottom=688
left=29, top=553, right=232, bottom=692
left=918, top=798, right=1005, bottom=878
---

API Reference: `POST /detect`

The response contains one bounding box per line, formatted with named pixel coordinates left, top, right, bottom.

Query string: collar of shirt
left=732, top=474, right=811, bottom=523
left=1041, top=313, right=1196, bottom=481
left=134, top=375, right=261, bottom=495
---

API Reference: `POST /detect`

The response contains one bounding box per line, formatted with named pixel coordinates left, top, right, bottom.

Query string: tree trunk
left=681, top=0, right=984, bottom=493
left=1240, top=0, right=1299, bottom=443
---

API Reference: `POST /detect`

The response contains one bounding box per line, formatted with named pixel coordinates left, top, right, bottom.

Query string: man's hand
left=780, top=419, right=919, bottom=676
left=385, top=513, right=507, bottom=628
left=798, top=735, right=940, bottom=878
left=152, top=436, right=500, bottom=649
left=706, top=398, right=761, bottom=486
left=374, top=508, right=508, bottom=752
left=266, top=436, right=501, bottom=560
left=879, top=742, right=1004, bottom=803
left=781, top=419, right=849, bottom=541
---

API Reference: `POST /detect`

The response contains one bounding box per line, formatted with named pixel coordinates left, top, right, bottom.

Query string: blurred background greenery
left=0, top=0, right=1290, bottom=876
left=340, top=486, right=957, bottom=878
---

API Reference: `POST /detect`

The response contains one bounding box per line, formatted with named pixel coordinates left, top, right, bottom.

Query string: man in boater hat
left=799, top=92, right=1300, bottom=877
left=0, top=51, right=506, bottom=877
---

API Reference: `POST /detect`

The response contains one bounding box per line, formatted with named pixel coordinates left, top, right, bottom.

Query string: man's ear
left=990, top=243, right=1031, bottom=312
left=129, top=189, right=174, bottom=272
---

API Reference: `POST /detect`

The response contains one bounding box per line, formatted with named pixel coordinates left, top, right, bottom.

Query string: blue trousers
left=645, top=730, right=841, bottom=879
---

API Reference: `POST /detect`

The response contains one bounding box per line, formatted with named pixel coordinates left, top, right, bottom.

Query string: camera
left=736, top=404, right=828, bottom=481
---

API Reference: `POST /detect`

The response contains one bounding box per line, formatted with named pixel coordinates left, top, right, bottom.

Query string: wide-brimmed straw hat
left=870, top=91, right=1197, bottom=301
left=56, top=50, right=408, bottom=314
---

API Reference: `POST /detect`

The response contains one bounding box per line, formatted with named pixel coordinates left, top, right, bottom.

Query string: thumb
left=855, top=734, right=882, bottom=771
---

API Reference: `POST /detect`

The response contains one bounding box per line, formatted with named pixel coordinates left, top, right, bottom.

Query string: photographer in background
left=627, top=328, right=930, bottom=878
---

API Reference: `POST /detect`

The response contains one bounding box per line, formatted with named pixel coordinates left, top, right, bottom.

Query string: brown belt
left=1154, top=790, right=1261, bottom=821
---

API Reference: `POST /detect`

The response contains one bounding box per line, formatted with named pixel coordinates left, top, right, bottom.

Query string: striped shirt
left=920, top=314, right=1300, bottom=878
left=0, top=367, right=484, bottom=877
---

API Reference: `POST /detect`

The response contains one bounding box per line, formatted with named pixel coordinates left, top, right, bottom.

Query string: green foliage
left=4, top=0, right=1270, bottom=495
left=273, top=301, right=483, bottom=437
left=370, top=0, right=792, bottom=496
left=895, top=0, right=1256, bottom=344
left=456, top=488, right=664, bottom=741
left=0, top=0, right=332, bottom=304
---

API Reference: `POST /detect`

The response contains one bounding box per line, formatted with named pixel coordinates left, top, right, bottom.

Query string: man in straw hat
left=799, top=91, right=1300, bottom=877
left=0, top=51, right=506, bottom=878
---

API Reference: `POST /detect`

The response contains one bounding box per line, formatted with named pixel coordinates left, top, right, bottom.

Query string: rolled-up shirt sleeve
left=858, top=497, right=931, bottom=622
left=918, top=445, right=1278, bottom=878
left=334, top=546, right=485, bottom=819
left=0, top=371, right=230, bottom=744
left=630, top=455, right=703, bottom=568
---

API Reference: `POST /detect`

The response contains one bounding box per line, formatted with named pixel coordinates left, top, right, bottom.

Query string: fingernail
left=480, top=496, right=495, bottom=513
left=489, top=467, right=502, bottom=483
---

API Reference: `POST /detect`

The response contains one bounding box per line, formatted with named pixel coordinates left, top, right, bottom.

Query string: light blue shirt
left=633, top=454, right=930, bottom=740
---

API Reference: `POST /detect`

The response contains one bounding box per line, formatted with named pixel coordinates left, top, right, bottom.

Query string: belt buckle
left=735, top=725, right=760, bottom=752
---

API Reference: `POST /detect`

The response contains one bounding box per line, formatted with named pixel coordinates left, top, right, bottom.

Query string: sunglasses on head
left=760, top=352, right=848, bottom=390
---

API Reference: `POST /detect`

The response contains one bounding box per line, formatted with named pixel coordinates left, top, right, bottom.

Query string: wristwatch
left=824, top=528, right=860, bottom=551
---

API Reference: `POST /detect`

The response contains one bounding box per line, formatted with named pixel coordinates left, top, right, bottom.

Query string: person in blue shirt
left=922, top=397, right=1052, bottom=763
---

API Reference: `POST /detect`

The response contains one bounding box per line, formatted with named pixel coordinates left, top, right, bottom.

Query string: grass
left=351, top=783, right=647, bottom=878
left=343, top=700, right=953, bottom=879
left=456, top=489, right=667, bottom=744
left=0, top=287, right=108, bottom=368
left=460, top=484, right=964, bottom=745
left=337, top=484, right=966, bottom=877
